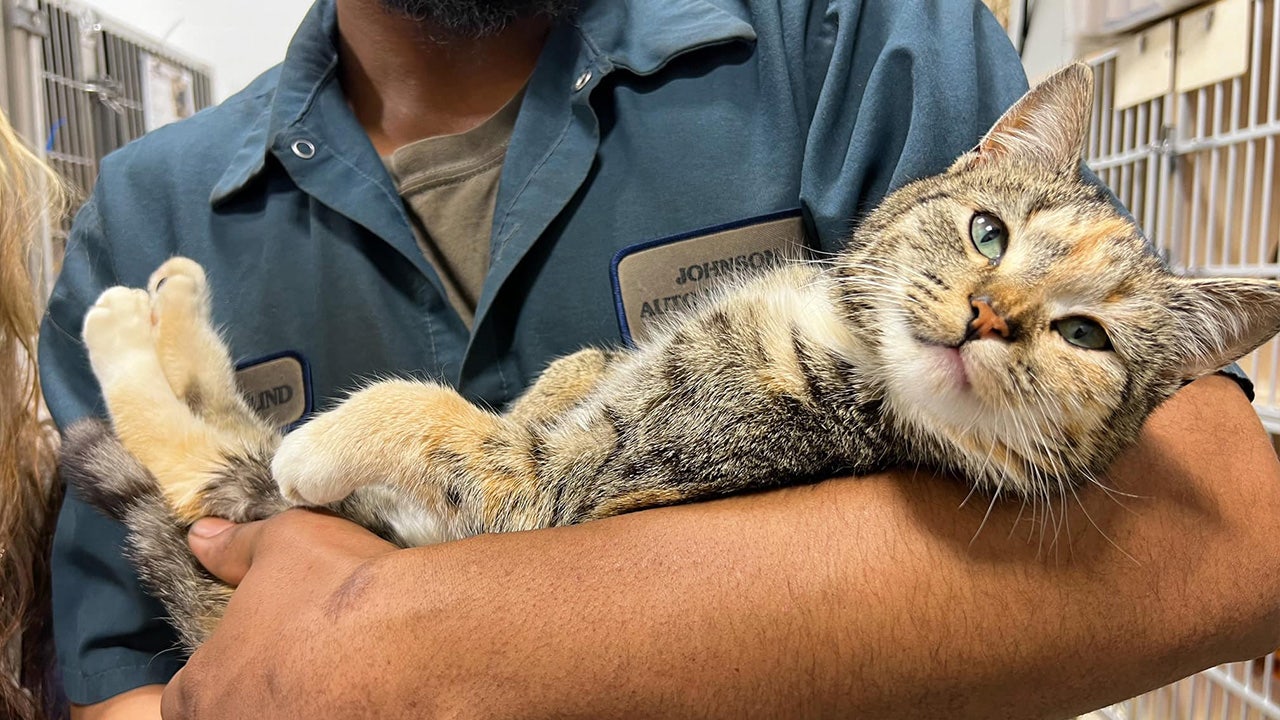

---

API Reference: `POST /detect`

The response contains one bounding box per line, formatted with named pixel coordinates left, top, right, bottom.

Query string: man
left=39, top=0, right=1280, bottom=718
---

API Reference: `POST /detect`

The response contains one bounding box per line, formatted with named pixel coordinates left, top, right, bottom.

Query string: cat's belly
left=344, top=485, right=466, bottom=547
left=532, top=267, right=888, bottom=522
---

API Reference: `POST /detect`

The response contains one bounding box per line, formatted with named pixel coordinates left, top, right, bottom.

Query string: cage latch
left=85, top=77, right=125, bottom=116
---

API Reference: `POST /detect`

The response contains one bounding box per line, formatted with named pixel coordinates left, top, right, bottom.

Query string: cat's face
left=837, top=64, right=1280, bottom=497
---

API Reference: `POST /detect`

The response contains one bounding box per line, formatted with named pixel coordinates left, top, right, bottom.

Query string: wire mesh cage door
left=36, top=0, right=214, bottom=187
left=6, top=0, right=214, bottom=287
left=1084, top=0, right=1280, bottom=717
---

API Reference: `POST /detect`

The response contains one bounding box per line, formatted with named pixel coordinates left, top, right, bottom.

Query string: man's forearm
left=323, top=375, right=1280, bottom=719
left=71, top=685, right=163, bottom=720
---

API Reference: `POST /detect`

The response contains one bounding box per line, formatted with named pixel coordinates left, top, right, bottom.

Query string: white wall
left=1019, top=0, right=1118, bottom=81
left=79, top=0, right=315, bottom=101
left=1021, top=0, right=1076, bottom=81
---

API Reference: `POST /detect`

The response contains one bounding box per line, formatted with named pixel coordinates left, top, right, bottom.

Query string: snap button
left=291, top=139, right=316, bottom=159
left=573, top=70, right=592, bottom=92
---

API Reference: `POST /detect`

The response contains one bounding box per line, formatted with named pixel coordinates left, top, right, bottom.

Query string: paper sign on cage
left=140, top=51, right=196, bottom=132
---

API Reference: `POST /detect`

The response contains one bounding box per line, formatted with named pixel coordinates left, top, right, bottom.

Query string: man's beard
left=379, top=0, right=579, bottom=38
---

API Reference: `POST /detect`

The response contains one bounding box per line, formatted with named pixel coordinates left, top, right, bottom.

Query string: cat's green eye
left=1054, top=317, right=1112, bottom=351
left=970, top=212, right=1008, bottom=262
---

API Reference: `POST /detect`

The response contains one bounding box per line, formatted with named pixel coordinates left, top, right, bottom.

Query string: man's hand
left=161, top=511, right=398, bottom=718
left=161, top=375, right=1280, bottom=720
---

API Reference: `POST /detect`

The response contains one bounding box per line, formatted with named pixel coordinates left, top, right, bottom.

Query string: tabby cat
left=64, top=63, right=1280, bottom=651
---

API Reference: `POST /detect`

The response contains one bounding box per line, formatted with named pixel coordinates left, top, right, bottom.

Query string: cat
left=63, top=63, right=1280, bottom=651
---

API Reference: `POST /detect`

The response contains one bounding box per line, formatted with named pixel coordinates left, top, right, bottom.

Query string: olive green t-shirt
left=384, top=89, right=525, bottom=326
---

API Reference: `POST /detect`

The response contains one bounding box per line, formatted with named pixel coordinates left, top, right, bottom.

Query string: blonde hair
left=0, top=107, right=65, bottom=720
left=982, top=0, right=1012, bottom=30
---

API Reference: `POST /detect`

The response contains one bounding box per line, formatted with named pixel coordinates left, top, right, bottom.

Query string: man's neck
left=336, top=0, right=551, bottom=155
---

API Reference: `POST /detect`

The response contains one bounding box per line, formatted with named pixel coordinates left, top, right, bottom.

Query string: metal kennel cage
left=1084, top=0, right=1280, bottom=429
left=1082, top=0, right=1280, bottom=717
left=1, top=0, right=213, bottom=306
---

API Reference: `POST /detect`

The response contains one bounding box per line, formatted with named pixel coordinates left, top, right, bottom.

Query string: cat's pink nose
left=968, top=296, right=1010, bottom=342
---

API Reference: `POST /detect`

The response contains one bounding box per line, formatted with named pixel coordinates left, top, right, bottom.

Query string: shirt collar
left=572, top=0, right=756, bottom=76
left=210, top=0, right=339, bottom=205
left=209, top=0, right=755, bottom=206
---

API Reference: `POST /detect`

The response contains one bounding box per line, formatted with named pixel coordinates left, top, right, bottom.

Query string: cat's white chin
left=880, top=325, right=992, bottom=431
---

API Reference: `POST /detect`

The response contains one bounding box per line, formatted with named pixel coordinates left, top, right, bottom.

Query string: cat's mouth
left=911, top=335, right=970, bottom=390
left=880, top=322, right=999, bottom=442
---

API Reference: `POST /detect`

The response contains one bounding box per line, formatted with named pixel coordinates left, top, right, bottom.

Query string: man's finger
left=188, top=517, right=263, bottom=585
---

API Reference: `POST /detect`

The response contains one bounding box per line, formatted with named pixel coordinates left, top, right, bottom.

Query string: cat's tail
left=61, top=419, right=160, bottom=521
left=60, top=418, right=228, bottom=651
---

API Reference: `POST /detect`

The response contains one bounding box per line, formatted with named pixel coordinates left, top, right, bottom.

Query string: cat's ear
left=962, top=63, right=1094, bottom=175
left=1168, top=278, right=1280, bottom=379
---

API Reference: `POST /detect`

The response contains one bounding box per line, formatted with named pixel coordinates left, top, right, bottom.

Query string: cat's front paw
left=272, top=415, right=366, bottom=506
left=83, top=287, right=156, bottom=386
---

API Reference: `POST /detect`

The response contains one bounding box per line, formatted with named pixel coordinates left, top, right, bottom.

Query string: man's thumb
left=188, top=517, right=259, bottom=586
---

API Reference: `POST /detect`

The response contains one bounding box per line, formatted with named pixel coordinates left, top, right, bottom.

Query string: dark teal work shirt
left=40, top=0, right=1031, bottom=703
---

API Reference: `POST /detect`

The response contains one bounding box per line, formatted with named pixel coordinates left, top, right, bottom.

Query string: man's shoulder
left=95, top=65, right=282, bottom=197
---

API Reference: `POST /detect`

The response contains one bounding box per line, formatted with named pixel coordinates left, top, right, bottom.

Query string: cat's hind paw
left=147, top=256, right=208, bottom=298
left=149, top=258, right=213, bottom=371
left=144, top=257, right=259, bottom=432
left=83, top=286, right=157, bottom=387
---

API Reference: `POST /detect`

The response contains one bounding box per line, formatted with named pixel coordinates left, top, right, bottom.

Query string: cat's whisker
left=799, top=246, right=843, bottom=260
left=1034, top=449, right=1055, bottom=559
left=836, top=276, right=905, bottom=293
left=1005, top=389, right=1044, bottom=491
left=1086, top=475, right=1145, bottom=503
left=1066, top=480, right=1140, bottom=565
left=830, top=280, right=896, bottom=295
left=833, top=259, right=929, bottom=285
left=147, top=642, right=188, bottom=666
left=1018, top=383, right=1138, bottom=559
left=1039, top=483, right=1059, bottom=561
left=969, top=479, right=1005, bottom=547
left=835, top=274, right=935, bottom=296
left=956, top=474, right=979, bottom=508
left=1027, top=492, right=1045, bottom=550
left=1009, top=492, right=1032, bottom=541
left=990, top=383, right=1052, bottom=544
left=1019, top=384, right=1067, bottom=562
left=1042, top=489, right=1062, bottom=561
left=1024, top=383, right=1073, bottom=478
left=972, top=431, right=1002, bottom=500
left=1056, top=477, right=1072, bottom=563
left=983, top=384, right=1044, bottom=545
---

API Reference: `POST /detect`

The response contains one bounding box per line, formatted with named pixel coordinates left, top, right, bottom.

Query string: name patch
left=235, top=352, right=311, bottom=429
left=611, top=211, right=808, bottom=344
